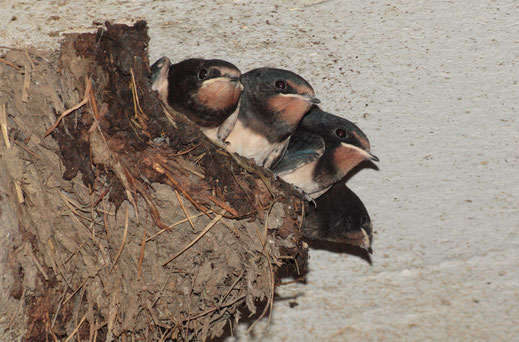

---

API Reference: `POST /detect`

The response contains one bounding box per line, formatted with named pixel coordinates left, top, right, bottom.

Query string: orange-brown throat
left=268, top=94, right=313, bottom=126
left=332, top=144, right=371, bottom=178
left=195, top=78, right=242, bottom=111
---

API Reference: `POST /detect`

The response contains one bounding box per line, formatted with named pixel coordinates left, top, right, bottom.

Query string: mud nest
left=0, top=21, right=307, bottom=341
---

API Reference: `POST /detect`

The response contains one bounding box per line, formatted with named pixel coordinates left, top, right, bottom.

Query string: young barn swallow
left=303, top=182, right=373, bottom=253
left=151, top=57, right=243, bottom=142
left=273, top=106, right=378, bottom=199
left=224, top=68, right=320, bottom=169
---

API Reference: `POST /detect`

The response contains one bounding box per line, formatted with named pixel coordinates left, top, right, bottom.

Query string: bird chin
left=268, top=94, right=313, bottom=127
left=196, top=77, right=242, bottom=111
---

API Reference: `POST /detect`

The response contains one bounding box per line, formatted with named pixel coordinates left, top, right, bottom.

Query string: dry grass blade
left=187, top=295, right=245, bottom=321
left=171, top=142, right=202, bottom=156
left=59, top=192, right=93, bottom=222
left=109, top=203, right=129, bottom=275
left=13, top=140, right=40, bottom=159
left=130, top=68, right=148, bottom=122
left=175, top=190, right=195, bottom=231
left=25, top=50, right=36, bottom=70
left=64, top=313, right=87, bottom=342
left=262, top=204, right=275, bottom=251
left=219, top=270, right=245, bottom=306
left=207, top=195, right=239, bottom=217
left=146, top=212, right=207, bottom=242
left=26, top=242, right=49, bottom=281
left=154, top=163, right=210, bottom=216
left=227, top=151, right=276, bottom=197
left=137, top=214, right=148, bottom=279
left=0, top=56, right=21, bottom=70
left=0, top=103, right=25, bottom=203
left=6, top=289, right=25, bottom=330
left=162, top=212, right=224, bottom=266
left=135, top=183, right=170, bottom=230
left=21, top=61, right=31, bottom=102
left=245, top=257, right=275, bottom=335
left=44, top=77, right=92, bottom=137
left=63, top=276, right=89, bottom=306
left=0, top=102, right=10, bottom=148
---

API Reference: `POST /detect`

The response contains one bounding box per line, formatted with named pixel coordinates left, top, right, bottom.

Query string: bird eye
left=335, top=128, right=347, bottom=138
left=360, top=216, right=368, bottom=226
left=275, top=80, right=286, bottom=90
left=198, top=68, right=208, bottom=80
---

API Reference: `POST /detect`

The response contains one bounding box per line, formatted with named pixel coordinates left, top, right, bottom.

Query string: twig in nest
left=154, top=162, right=211, bottom=216
left=145, top=212, right=207, bottom=242
left=0, top=57, right=21, bottom=71
left=207, top=195, right=238, bottom=217
left=44, top=77, right=92, bottom=137
left=135, top=182, right=170, bottom=230
left=192, top=151, right=206, bottom=164
left=102, top=196, right=111, bottom=240
left=63, top=276, right=89, bottom=306
left=219, top=270, right=245, bottom=307
left=45, top=312, right=59, bottom=342
left=87, top=102, right=107, bottom=134
left=162, top=212, right=224, bottom=266
left=171, top=142, right=202, bottom=156
left=130, top=68, right=149, bottom=123
left=88, top=82, right=100, bottom=121
left=0, top=104, right=23, bottom=203
left=25, top=50, right=36, bottom=70
left=246, top=250, right=275, bottom=335
left=13, top=140, right=40, bottom=159
left=0, top=102, right=11, bottom=148
left=109, top=202, right=129, bottom=275
left=6, top=289, right=25, bottom=330
left=137, top=212, right=148, bottom=279
left=226, top=150, right=276, bottom=198
left=93, top=186, right=110, bottom=207
left=230, top=165, right=252, bottom=202
left=300, top=204, right=305, bottom=230
left=25, top=242, right=49, bottom=281
left=186, top=295, right=246, bottom=321
left=21, top=60, right=31, bottom=102
left=64, top=313, right=87, bottom=342
left=128, top=68, right=149, bottom=141
left=175, top=190, right=195, bottom=231
left=278, top=255, right=302, bottom=276
left=261, top=203, right=275, bottom=250
left=59, top=192, right=93, bottom=222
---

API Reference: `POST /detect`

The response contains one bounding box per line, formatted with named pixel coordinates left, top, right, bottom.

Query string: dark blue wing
left=273, top=129, right=325, bottom=174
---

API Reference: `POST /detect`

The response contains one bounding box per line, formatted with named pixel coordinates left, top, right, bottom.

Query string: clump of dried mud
left=0, top=21, right=307, bottom=341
